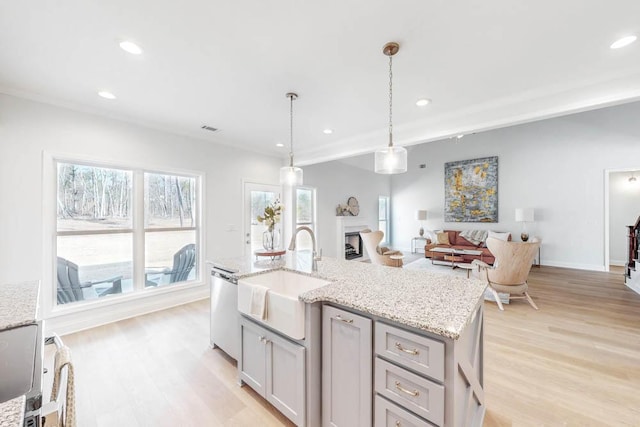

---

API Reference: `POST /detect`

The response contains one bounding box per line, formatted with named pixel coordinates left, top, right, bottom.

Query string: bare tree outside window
left=55, top=162, right=200, bottom=306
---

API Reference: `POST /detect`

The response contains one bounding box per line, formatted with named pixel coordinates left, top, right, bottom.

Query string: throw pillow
left=424, top=229, right=441, bottom=243
left=377, top=246, right=390, bottom=255
left=488, top=231, right=510, bottom=241
left=383, top=250, right=402, bottom=256
left=436, top=232, right=450, bottom=245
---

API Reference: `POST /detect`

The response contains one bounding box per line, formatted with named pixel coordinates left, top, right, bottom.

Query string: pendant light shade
left=280, top=165, right=303, bottom=186
left=375, top=145, right=408, bottom=174
left=375, top=42, right=407, bottom=175
left=280, top=92, right=303, bottom=186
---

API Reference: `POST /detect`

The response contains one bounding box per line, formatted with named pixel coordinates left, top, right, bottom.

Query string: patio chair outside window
left=145, top=244, right=196, bottom=287
left=56, top=257, right=122, bottom=304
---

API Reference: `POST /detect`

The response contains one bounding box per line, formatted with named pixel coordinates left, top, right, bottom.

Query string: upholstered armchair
left=360, top=229, right=403, bottom=267
left=472, top=237, right=541, bottom=310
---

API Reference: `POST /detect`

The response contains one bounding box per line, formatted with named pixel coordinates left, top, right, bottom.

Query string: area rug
left=404, top=258, right=509, bottom=303
left=403, top=258, right=466, bottom=277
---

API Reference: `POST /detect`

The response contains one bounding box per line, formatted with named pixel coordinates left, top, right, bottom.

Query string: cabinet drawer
left=375, top=322, right=444, bottom=382
left=375, top=395, right=435, bottom=427
left=375, top=358, right=444, bottom=426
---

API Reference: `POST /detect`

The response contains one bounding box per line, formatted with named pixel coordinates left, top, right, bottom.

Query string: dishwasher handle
left=211, top=269, right=238, bottom=284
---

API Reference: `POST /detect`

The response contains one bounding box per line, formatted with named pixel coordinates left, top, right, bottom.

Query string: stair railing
left=625, top=215, right=640, bottom=279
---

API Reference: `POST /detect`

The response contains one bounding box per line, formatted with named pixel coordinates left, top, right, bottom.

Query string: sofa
left=424, top=230, right=511, bottom=265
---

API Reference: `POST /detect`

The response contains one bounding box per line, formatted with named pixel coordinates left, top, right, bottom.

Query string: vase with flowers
left=257, top=199, right=283, bottom=251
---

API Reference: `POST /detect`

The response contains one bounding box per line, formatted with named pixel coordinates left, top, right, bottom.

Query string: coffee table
left=455, top=262, right=476, bottom=278
left=430, top=247, right=484, bottom=268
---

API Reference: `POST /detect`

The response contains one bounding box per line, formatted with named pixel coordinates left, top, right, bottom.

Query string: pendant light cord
left=289, top=94, right=294, bottom=167
left=388, top=54, right=393, bottom=148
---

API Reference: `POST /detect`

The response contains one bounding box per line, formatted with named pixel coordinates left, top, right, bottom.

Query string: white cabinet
left=322, top=305, right=372, bottom=427
left=374, top=322, right=445, bottom=426
left=375, top=358, right=444, bottom=426
left=239, top=318, right=306, bottom=426
left=374, top=395, right=433, bottom=427
left=321, top=304, right=485, bottom=427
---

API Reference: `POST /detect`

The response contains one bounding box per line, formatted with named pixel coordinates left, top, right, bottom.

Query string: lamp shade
left=515, top=208, right=534, bottom=222
left=374, top=145, right=407, bottom=174
left=415, top=210, right=427, bottom=221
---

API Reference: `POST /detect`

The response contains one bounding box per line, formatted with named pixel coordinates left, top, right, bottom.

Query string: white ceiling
left=1, top=1, right=640, bottom=165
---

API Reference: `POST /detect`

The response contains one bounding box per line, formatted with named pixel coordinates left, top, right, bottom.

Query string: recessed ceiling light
left=610, top=35, right=637, bottom=49
left=276, top=143, right=284, bottom=147
left=323, top=129, right=333, bottom=135
left=98, top=91, right=116, bottom=100
left=119, top=40, right=143, bottom=55
left=416, top=98, right=431, bottom=107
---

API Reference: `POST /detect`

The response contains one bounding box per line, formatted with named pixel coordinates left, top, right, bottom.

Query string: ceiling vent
left=201, top=125, right=218, bottom=132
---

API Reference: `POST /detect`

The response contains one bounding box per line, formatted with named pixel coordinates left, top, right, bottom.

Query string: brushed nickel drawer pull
left=395, top=381, right=419, bottom=397
left=335, top=315, right=353, bottom=324
left=395, top=342, right=419, bottom=355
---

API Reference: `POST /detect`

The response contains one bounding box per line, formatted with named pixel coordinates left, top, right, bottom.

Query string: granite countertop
left=0, top=398, right=25, bottom=427
left=0, top=281, right=40, bottom=330
left=210, top=255, right=486, bottom=340
left=0, top=281, right=40, bottom=427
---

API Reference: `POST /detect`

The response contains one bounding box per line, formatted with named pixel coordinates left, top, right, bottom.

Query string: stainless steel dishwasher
left=210, top=264, right=239, bottom=360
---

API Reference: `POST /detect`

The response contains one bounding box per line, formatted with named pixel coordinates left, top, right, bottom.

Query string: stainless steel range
left=0, top=321, right=43, bottom=426
left=0, top=321, right=71, bottom=427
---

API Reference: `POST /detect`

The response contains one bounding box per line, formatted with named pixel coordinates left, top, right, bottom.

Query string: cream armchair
left=360, top=229, right=403, bottom=267
left=472, top=237, right=541, bottom=310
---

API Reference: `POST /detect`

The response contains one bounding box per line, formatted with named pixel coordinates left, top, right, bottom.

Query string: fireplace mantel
left=336, top=216, right=370, bottom=261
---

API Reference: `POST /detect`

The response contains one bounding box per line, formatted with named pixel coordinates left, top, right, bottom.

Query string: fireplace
left=336, top=216, right=370, bottom=261
left=345, top=232, right=363, bottom=260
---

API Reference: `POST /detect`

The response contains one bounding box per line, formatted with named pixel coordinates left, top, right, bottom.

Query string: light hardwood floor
left=61, top=265, right=640, bottom=426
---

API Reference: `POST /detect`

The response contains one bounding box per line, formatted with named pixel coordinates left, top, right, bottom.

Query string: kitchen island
left=0, top=281, right=40, bottom=427
left=211, top=255, right=486, bottom=427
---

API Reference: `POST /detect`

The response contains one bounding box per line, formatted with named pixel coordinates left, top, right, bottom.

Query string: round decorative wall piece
left=347, top=196, right=360, bottom=216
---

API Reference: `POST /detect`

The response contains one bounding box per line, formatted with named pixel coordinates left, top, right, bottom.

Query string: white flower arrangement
left=257, top=199, right=283, bottom=232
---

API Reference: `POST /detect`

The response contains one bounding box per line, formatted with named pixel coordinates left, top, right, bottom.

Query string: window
left=56, top=161, right=200, bottom=306
left=378, top=196, right=390, bottom=244
left=144, top=173, right=198, bottom=288
left=294, top=187, right=316, bottom=250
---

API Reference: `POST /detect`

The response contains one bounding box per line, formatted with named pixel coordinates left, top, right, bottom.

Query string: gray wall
left=609, top=171, right=640, bottom=265
left=390, top=101, right=640, bottom=271
left=302, top=155, right=391, bottom=258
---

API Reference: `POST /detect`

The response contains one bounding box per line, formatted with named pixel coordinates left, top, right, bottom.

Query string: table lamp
left=515, top=208, right=534, bottom=242
left=415, top=210, right=428, bottom=237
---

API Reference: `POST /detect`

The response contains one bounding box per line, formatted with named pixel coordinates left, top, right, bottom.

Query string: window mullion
left=133, top=170, right=145, bottom=290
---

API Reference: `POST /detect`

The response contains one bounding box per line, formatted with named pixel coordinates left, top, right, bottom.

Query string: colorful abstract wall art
left=444, top=156, right=498, bottom=222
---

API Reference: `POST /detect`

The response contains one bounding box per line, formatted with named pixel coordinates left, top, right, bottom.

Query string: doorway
left=604, top=168, right=640, bottom=272
left=243, top=182, right=280, bottom=256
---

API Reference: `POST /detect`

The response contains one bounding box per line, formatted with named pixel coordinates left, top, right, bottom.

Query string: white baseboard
left=609, top=260, right=626, bottom=267
left=45, top=283, right=209, bottom=336
left=533, top=260, right=606, bottom=272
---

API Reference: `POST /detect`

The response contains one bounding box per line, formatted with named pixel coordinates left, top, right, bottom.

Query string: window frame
left=295, top=186, right=316, bottom=230
left=291, top=186, right=317, bottom=251
left=378, top=196, right=390, bottom=244
left=45, top=153, right=205, bottom=317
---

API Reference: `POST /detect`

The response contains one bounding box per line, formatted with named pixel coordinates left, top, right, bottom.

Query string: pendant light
left=375, top=42, right=407, bottom=174
left=280, top=92, right=303, bottom=186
